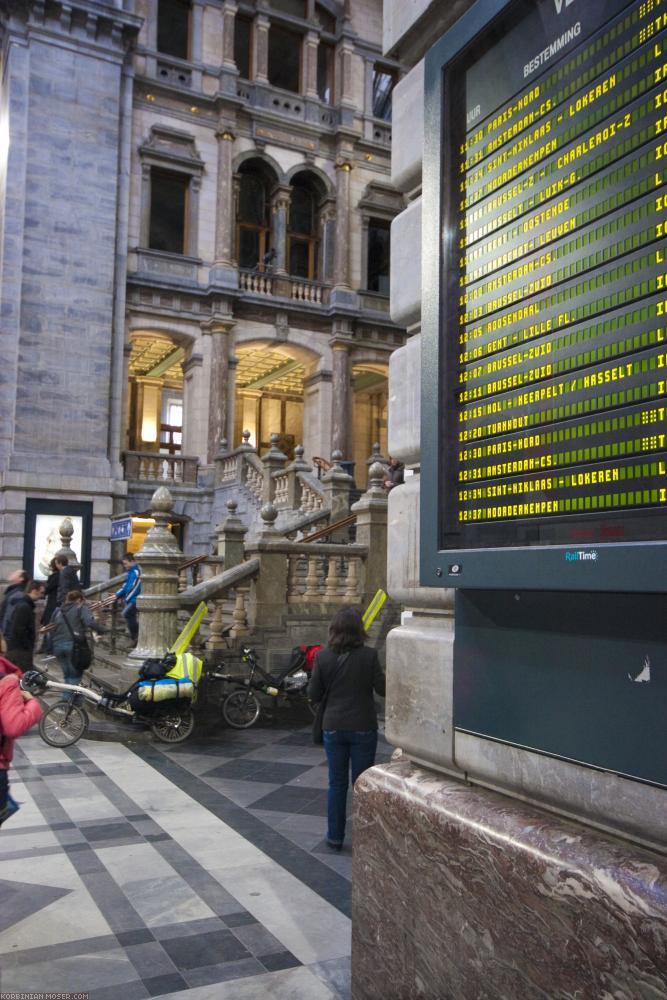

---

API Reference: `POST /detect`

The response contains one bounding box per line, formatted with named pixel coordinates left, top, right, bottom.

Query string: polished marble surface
left=0, top=722, right=391, bottom=999
left=352, top=756, right=667, bottom=1000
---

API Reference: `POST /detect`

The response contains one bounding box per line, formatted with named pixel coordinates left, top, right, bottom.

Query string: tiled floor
left=0, top=717, right=392, bottom=999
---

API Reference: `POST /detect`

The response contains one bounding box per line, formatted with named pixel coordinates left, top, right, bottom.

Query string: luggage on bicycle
left=136, top=678, right=195, bottom=702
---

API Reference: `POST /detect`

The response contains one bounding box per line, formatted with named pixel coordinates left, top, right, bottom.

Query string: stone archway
left=126, top=332, right=186, bottom=456
left=351, top=362, right=388, bottom=487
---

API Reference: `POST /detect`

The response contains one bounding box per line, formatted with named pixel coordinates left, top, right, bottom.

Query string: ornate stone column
left=210, top=126, right=237, bottom=287
left=227, top=353, right=238, bottom=447
left=319, top=197, right=337, bottom=284
left=222, top=0, right=238, bottom=69
left=331, top=340, right=351, bottom=459
left=190, top=0, right=204, bottom=89
left=202, top=314, right=235, bottom=463
left=252, top=12, right=270, bottom=84
left=140, top=162, right=151, bottom=247
left=270, top=184, right=291, bottom=276
left=131, top=486, right=183, bottom=661
left=216, top=499, right=247, bottom=568
left=331, top=157, right=356, bottom=307
left=303, top=30, right=319, bottom=98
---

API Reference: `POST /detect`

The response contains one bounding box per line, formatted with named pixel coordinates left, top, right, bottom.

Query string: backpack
left=1, top=589, right=25, bottom=635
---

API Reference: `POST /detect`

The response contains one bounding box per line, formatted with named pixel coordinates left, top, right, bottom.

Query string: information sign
left=422, top=0, right=667, bottom=589
left=110, top=517, right=133, bottom=542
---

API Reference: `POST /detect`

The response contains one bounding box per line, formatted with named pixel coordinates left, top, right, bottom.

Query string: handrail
left=312, top=456, right=332, bottom=474
left=84, top=573, right=126, bottom=598
left=179, top=554, right=207, bottom=571
left=302, top=513, right=356, bottom=543
left=179, top=557, right=260, bottom=607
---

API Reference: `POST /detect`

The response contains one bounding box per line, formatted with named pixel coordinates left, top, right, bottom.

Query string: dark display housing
left=421, top=0, right=667, bottom=590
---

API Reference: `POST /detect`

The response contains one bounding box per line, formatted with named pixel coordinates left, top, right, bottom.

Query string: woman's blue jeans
left=323, top=729, right=378, bottom=845
left=53, top=640, right=81, bottom=702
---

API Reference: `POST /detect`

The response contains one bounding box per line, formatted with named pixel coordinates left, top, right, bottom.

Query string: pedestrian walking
left=308, top=605, right=385, bottom=850
left=54, top=556, right=80, bottom=608
left=5, top=580, right=45, bottom=672
left=37, top=558, right=59, bottom=653
left=0, top=657, right=43, bottom=826
left=0, top=570, right=29, bottom=651
left=52, top=590, right=108, bottom=699
left=115, top=553, right=142, bottom=646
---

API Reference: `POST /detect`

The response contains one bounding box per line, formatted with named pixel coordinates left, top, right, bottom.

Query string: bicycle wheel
left=150, top=707, right=195, bottom=744
left=39, top=701, right=88, bottom=747
left=223, top=688, right=261, bottom=729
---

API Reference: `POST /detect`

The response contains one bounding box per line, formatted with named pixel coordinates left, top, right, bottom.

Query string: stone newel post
left=132, top=486, right=183, bottom=661
left=351, top=461, right=388, bottom=601
left=54, top=517, right=82, bottom=575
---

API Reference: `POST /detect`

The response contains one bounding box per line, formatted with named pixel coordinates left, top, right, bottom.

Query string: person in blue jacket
left=115, top=553, right=142, bottom=646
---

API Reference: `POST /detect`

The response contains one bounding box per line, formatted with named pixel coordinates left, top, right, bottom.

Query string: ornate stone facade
left=0, top=0, right=405, bottom=579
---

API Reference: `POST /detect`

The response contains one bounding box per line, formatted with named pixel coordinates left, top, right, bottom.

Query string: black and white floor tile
left=0, top=720, right=392, bottom=999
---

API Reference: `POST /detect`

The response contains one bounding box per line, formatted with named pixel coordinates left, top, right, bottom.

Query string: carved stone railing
left=286, top=545, right=367, bottom=605
left=124, top=451, right=199, bottom=486
left=290, top=278, right=330, bottom=304
left=239, top=269, right=274, bottom=295
left=299, top=473, right=325, bottom=513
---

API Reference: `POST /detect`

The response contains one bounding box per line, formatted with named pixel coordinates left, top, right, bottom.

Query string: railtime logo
left=564, top=550, right=598, bottom=561
left=554, top=0, right=576, bottom=13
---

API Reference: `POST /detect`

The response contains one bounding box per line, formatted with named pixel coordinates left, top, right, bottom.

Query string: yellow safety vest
left=165, top=652, right=202, bottom=686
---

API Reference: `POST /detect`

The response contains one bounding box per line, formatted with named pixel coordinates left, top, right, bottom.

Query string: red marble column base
left=352, top=757, right=667, bottom=1000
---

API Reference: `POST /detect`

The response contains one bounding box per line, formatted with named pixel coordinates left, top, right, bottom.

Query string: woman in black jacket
left=308, top=605, right=385, bottom=849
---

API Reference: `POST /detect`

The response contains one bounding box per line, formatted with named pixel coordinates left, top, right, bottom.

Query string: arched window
left=288, top=175, right=320, bottom=280
left=236, top=165, right=273, bottom=269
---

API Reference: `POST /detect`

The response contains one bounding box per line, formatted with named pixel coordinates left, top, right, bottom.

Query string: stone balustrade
left=239, top=269, right=274, bottom=295
left=124, top=451, right=198, bottom=486
left=299, top=476, right=325, bottom=513
left=287, top=549, right=365, bottom=605
left=290, top=278, right=329, bottom=304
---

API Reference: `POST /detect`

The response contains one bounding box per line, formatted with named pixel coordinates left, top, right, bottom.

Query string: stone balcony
left=123, top=451, right=199, bottom=487
left=238, top=269, right=331, bottom=305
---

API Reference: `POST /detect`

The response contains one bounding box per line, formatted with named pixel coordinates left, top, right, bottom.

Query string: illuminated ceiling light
left=190, top=105, right=199, bottom=113
left=146, top=93, right=156, bottom=102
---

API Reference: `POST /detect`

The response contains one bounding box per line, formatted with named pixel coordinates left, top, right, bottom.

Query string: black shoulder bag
left=312, top=652, right=350, bottom=745
left=60, top=607, right=92, bottom=673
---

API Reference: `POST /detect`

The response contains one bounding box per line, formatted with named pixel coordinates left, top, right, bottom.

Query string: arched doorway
left=352, top=363, right=388, bottom=488
left=126, top=332, right=184, bottom=455
left=234, top=345, right=306, bottom=459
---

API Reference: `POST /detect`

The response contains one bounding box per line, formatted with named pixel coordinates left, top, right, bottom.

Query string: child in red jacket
left=0, top=657, right=43, bottom=826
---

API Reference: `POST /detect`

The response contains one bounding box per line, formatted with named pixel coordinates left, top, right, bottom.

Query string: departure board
left=439, top=0, right=667, bottom=555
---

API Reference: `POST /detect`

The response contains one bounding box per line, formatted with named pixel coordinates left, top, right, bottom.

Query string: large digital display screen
left=440, top=0, right=667, bottom=556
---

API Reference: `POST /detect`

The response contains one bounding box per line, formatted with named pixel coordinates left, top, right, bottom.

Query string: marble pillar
left=227, top=354, right=238, bottom=448
left=203, top=315, right=234, bottom=463
left=331, top=342, right=351, bottom=459
left=352, top=757, right=667, bottom=1000
left=190, top=0, right=204, bottom=89
left=271, top=185, right=291, bottom=276
left=333, top=160, right=351, bottom=291
left=222, top=0, right=237, bottom=69
left=319, top=197, right=336, bottom=284
left=131, top=487, right=183, bottom=662
left=252, top=13, right=270, bottom=84
left=210, top=127, right=237, bottom=287
left=303, top=30, right=319, bottom=99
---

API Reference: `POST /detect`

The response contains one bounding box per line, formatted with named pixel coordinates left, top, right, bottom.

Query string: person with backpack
left=5, top=580, right=45, bottom=672
left=54, top=556, right=80, bottom=608
left=52, top=590, right=108, bottom=697
left=0, top=657, right=43, bottom=827
left=0, top=570, right=28, bottom=650
left=115, top=553, right=142, bottom=647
